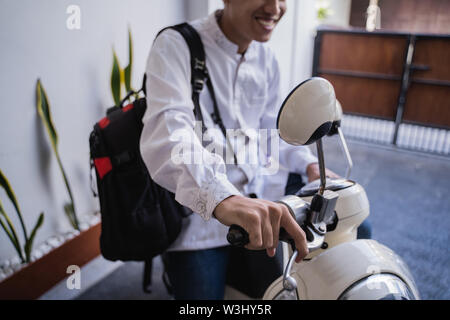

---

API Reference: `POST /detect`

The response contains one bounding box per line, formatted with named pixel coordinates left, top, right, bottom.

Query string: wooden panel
left=403, top=83, right=450, bottom=128
left=349, top=0, right=369, bottom=28
left=411, top=38, right=450, bottom=81
left=350, top=0, right=450, bottom=35
left=319, top=33, right=407, bottom=75
left=0, top=223, right=101, bottom=300
left=319, top=74, right=401, bottom=120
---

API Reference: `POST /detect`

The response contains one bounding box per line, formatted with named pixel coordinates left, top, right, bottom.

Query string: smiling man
left=140, top=0, right=333, bottom=299
left=219, top=0, right=285, bottom=53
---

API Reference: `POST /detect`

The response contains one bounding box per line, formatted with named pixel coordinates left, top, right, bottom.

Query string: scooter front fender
left=263, top=240, right=420, bottom=300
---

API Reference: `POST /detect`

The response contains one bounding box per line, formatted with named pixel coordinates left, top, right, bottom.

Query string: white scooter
left=227, top=78, right=420, bottom=300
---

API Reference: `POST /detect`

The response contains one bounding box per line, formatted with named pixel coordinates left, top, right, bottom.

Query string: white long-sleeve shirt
left=140, top=11, right=317, bottom=251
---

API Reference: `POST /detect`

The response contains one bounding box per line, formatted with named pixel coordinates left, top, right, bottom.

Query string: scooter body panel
left=263, top=240, right=419, bottom=300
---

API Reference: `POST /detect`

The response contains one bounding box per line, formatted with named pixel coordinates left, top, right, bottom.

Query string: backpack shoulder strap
left=169, top=23, right=207, bottom=124
left=143, top=23, right=205, bottom=123
left=147, top=23, right=236, bottom=163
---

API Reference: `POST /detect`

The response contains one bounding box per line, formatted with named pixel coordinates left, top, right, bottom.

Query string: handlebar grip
left=227, top=224, right=295, bottom=249
left=227, top=224, right=249, bottom=247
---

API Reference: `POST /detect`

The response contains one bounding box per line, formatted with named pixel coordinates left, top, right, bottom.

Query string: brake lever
left=283, top=250, right=298, bottom=291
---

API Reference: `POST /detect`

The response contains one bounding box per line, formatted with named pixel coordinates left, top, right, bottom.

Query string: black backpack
left=89, top=23, right=228, bottom=293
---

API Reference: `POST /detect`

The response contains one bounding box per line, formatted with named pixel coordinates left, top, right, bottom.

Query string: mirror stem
left=337, top=127, right=353, bottom=179
left=316, top=139, right=327, bottom=195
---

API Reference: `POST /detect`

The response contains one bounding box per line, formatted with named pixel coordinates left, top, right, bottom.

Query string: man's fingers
left=266, top=247, right=276, bottom=257
left=268, top=204, right=282, bottom=257
left=280, top=211, right=309, bottom=262
left=262, top=215, right=274, bottom=249
left=244, top=211, right=263, bottom=249
left=225, top=198, right=309, bottom=262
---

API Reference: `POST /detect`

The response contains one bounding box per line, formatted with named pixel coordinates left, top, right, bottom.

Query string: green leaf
left=0, top=169, right=23, bottom=225
left=0, top=217, right=25, bottom=263
left=0, top=214, right=16, bottom=246
left=0, top=168, right=28, bottom=244
left=317, top=7, right=329, bottom=21
left=24, top=212, right=44, bottom=263
left=55, top=152, right=79, bottom=230
left=64, top=202, right=78, bottom=230
left=36, top=80, right=79, bottom=231
left=111, top=49, right=122, bottom=106
left=0, top=200, right=25, bottom=262
left=36, top=79, right=58, bottom=151
left=123, top=28, right=133, bottom=93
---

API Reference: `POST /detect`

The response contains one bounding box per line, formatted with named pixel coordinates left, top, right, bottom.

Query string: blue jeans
left=357, top=219, right=372, bottom=239
left=163, top=245, right=284, bottom=300
left=163, top=246, right=230, bottom=300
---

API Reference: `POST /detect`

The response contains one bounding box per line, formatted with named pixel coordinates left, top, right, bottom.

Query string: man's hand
left=306, top=162, right=340, bottom=183
left=214, top=195, right=309, bottom=263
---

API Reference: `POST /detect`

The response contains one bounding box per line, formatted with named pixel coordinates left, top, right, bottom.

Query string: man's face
left=223, top=0, right=287, bottom=43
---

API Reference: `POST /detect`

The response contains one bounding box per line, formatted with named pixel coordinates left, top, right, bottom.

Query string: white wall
left=320, top=0, right=352, bottom=28
left=0, top=0, right=186, bottom=261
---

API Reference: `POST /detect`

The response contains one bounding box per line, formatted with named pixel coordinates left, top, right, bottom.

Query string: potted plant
left=0, top=28, right=137, bottom=299
left=0, top=80, right=102, bottom=299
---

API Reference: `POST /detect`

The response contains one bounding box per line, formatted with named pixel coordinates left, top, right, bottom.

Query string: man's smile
left=254, top=16, right=279, bottom=31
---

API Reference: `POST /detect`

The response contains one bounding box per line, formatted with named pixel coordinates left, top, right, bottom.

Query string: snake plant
left=0, top=169, right=44, bottom=264
left=111, top=27, right=135, bottom=107
left=36, top=79, right=79, bottom=230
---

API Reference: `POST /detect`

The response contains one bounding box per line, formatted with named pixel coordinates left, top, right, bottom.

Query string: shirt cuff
left=175, top=173, right=241, bottom=221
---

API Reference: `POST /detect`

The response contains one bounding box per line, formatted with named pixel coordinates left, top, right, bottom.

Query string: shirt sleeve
left=139, top=29, right=241, bottom=221
left=259, top=52, right=318, bottom=176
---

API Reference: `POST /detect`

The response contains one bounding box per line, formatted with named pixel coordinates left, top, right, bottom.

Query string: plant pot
left=0, top=222, right=101, bottom=300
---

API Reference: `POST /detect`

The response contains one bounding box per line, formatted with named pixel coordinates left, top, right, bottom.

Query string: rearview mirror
left=277, top=77, right=336, bottom=146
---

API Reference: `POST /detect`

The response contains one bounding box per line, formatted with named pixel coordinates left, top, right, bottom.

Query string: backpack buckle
left=193, top=79, right=204, bottom=93
left=194, top=58, right=205, bottom=71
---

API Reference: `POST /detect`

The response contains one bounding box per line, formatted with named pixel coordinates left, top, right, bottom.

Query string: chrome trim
left=297, top=178, right=355, bottom=197
left=339, top=273, right=418, bottom=300
left=273, top=287, right=299, bottom=300
left=337, top=127, right=353, bottom=179
left=283, top=250, right=298, bottom=291
left=276, top=195, right=309, bottom=225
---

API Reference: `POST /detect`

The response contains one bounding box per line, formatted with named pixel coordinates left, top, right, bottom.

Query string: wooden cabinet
left=313, top=28, right=450, bottom=141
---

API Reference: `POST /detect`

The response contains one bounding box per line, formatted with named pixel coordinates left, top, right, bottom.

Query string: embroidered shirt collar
left=205, top=10, right=257, bottom=60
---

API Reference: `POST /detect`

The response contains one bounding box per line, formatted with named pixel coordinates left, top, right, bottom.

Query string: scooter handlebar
left=226, top=223, right=325, bottom=252
left=226, top=224, right=249, bottom=247
left=226, top=224, right=293, bottom=247
left=226, top=194, right=337, bottom=252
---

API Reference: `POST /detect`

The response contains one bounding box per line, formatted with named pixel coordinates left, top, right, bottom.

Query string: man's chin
left=254, top=33, right=273, bottom=43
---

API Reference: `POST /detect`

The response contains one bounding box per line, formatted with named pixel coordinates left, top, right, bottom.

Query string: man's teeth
left=256, top=18, right=275, bottom=27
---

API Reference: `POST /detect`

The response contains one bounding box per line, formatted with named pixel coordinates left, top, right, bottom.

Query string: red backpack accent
left=94, top=157, right=112, bottom=179
left=123, top=104, right=134, bottom=112
left=98, top=117, right=110, bottom=129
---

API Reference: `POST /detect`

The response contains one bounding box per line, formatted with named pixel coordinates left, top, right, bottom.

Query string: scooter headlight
left=273, top=289, right=299, bottom=300
left=339, top=274, right=418, bottom=300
